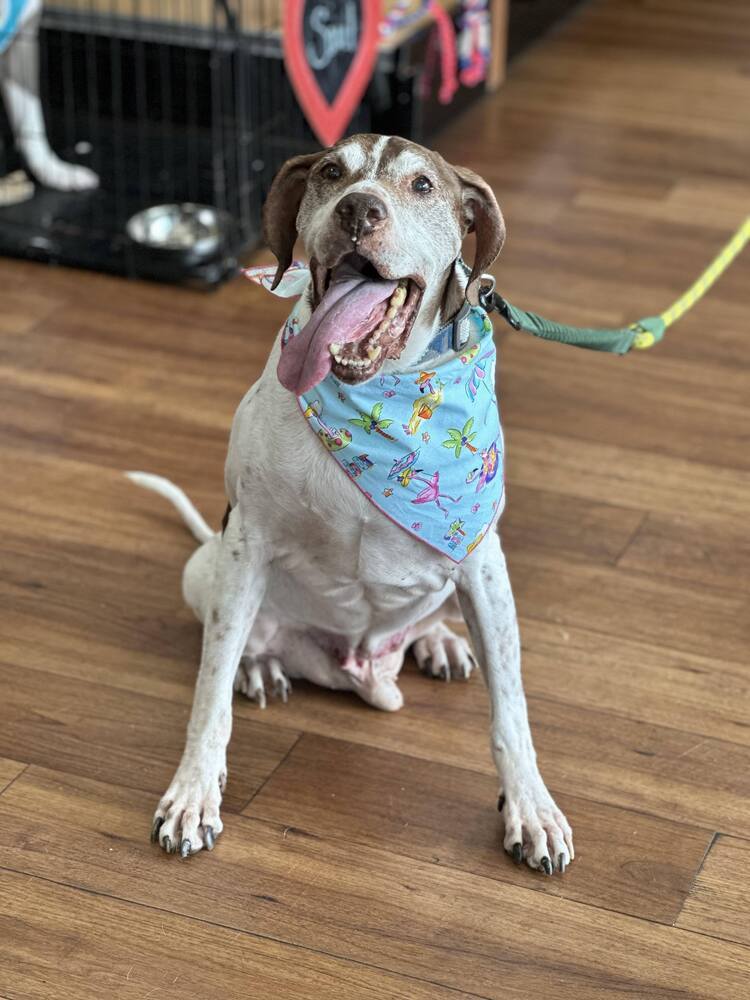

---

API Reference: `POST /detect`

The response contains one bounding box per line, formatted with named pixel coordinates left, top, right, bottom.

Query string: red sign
left=283, top=0, right=382, bottom=148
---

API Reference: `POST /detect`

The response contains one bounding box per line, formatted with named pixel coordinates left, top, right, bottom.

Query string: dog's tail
left=126, top=472, right=215, bottom=544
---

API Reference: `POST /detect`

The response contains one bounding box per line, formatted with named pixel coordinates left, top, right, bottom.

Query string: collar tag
left=452, top=302, right=473, bottom=352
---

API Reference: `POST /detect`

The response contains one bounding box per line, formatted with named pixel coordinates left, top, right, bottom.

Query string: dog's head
left=264, top=134, right=505, bottom=394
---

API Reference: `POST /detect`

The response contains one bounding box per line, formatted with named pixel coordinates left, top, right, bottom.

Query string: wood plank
left=676, top=836, right=750, bottom=947
left=0, top=287, right=64, bottom=336
left=0, top=662, right=298, bottom=813
left=504, top=426, right=750, bottom=531
left=617, top=512, right=750, bottom=593
left=498, top=336, right=750, bottom=471
left=231, top=670, right=750, bottom=838
left=0, top=870, right=463, bottom=1000
left=0, top=759, right=25, bottom=796
left=518, top=619, right=750, bottom=748
left=573, top=176, right=750, bottom=231
left=508, top=554, right=749, bottom=664
left=0, top=446, right=224, bottom=560
left=244, top=732, right=713, bottom=925
left=1, top=766, right=748, bottom=1000
left=501, top=485, right=643, bottom=567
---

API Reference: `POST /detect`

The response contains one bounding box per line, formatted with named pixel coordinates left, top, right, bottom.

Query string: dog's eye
left=412, top=175, right=433, bottom=194
left=321, top=162, right=342, bottom=181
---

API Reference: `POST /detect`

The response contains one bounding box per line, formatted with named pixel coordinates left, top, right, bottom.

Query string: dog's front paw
left=151, top=757, right=225, bottom=858
left=234, top=655, right=291, bottom=709
left=412, top=623, right=476, bottom=681
left=498, top=777, right=574, bottom=875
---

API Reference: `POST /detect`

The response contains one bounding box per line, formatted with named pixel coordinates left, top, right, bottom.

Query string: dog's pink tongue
left=278, top=275, right=396, bottom=394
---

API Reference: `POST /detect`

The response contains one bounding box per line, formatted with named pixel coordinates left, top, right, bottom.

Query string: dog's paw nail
left=558, top=852, right=566, bottom=874
left=540, top=856, right=552, bottom=876
left=180, top=839, right=192, bottom=859
left=440, top=664, right=450, bottom=682
left=275, top=681, right=289, bottom=703
left=422, top=657, right=433, bottom=675
left=497, top=794, right=505, bottom=813
left=162, top=835, right=172, bottom=854
left=204, top=826, right=215, bottom=851
left=150, top=816, right=164, bottom=843
left=512, top=842, right=523, bottom=864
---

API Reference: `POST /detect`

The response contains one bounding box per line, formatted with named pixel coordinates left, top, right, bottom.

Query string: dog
left=130, top=134, right=574, bottom=875
left=1, top=0, right=98, bottom=190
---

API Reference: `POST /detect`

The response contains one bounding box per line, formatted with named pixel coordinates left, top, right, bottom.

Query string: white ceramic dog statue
left=130, top=134, right=574, bottom=875
left=1, top=0, right=98, bottom=190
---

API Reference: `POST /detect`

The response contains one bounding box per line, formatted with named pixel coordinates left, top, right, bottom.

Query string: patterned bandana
left=244, top=263, right=504, bottom=563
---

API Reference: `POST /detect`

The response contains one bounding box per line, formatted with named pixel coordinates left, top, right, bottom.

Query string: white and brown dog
left=130, top=134, right=574, bottom=875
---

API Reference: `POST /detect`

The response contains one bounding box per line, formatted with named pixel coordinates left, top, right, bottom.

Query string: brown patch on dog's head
left=451, top=164, right=505, bottom=305
left=262, top=150, right=326, bottom=289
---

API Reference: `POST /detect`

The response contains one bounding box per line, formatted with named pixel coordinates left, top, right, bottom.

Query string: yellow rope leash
left=632, top=216, right=750, bottom=349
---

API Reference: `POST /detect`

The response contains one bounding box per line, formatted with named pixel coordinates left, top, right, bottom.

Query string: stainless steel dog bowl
left=126, top=203, right=226, bottom=260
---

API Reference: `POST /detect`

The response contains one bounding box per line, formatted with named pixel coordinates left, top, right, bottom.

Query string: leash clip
left=477, top=273, right=497, bottom=312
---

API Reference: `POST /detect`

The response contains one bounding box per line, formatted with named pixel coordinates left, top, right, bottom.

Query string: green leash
left=480, top=217, right=749, bottom=354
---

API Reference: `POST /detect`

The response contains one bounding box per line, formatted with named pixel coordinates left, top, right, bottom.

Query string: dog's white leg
left=1, top=3, right=99, bottom=191
left=456, top=531, right=574, bottom=874
left=152, top=511, right=267, bottom=857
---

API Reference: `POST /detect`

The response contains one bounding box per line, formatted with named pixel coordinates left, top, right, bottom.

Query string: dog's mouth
left=277, top=252, right=424, bottom=395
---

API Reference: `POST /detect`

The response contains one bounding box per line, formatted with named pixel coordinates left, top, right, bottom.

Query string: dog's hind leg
left=237, top=628, right=405, bottom=712
left=408, top=591, right=477, bottom=681
left=411, top=621, right=477, bottom=681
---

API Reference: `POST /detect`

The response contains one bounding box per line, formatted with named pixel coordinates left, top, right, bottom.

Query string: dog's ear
left=452, top=165, right=505, bottom=306
left=263, top=151, right=325, bottom=289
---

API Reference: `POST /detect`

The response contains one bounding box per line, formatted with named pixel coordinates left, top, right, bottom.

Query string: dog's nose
left=335, top=193, right=388, bottom=239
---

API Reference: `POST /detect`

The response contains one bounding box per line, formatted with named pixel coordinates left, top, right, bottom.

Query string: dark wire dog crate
left=0, top=1, right=482, bottom=287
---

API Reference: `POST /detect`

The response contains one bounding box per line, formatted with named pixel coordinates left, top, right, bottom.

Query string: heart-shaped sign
left=283, top=0, right=382, bottom=148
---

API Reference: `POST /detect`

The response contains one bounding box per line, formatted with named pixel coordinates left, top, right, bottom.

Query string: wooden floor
left=2, top=1, right=749, bottom=996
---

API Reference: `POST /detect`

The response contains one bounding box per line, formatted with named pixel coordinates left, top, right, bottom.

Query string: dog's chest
left=264, top=499, right=457, bottom=640
left=230, top=377, right=457, bottom=639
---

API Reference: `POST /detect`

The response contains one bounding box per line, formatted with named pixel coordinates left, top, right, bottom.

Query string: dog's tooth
left=386, top=306, right=398, bottom=320
left=329, top=342, right=343, bottom=357
left=390, top=287, right=406, bottom=308
left=367, top=344, right=382, bottom=361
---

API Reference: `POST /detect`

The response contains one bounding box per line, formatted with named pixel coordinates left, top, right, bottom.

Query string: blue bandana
left=0, top=0, right=31, bottom=55
left=245, top=263, right=504, bottom=563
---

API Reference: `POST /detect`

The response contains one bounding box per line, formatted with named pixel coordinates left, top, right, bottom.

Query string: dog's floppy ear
left=452, top=165, right=505, bottom=305
left=263, top=151, right=325, bottom=289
